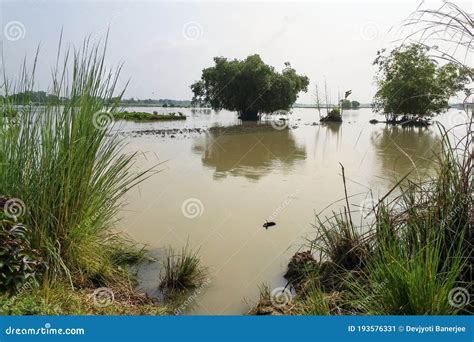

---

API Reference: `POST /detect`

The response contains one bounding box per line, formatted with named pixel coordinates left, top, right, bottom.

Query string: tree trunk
left=239, top=109, right=259, bottom=121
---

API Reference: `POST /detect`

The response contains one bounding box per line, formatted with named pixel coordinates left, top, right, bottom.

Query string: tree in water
left=372, top=44, right=469, bottom=123
left=191, top=55, right=309, bottom=120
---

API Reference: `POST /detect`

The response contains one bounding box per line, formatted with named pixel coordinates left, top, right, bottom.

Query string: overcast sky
left=0, top=1, right=471, bottom=103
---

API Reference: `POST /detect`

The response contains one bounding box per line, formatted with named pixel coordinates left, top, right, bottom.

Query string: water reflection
left=192, top=123, right=306, bottom=180
left=371, top=125, right=441, bottom=182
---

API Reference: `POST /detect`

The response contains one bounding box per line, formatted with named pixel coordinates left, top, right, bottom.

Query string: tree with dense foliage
left=191, top=55, right=309, bottom=120
left=351, top=100, right=360, bottom=109
left=373, top=44, right=468, bottom=122
left=341, top=99, right=352, bottom=109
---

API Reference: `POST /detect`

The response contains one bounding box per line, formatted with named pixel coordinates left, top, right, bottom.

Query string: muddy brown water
left=116, top=107, right=468, bottom=314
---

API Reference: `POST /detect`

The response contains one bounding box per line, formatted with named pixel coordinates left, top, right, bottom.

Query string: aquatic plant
left=114, top=111, right=186, bottom=121
left=320, top=107, right=342, bottom=122
left=159, top=244, right=206, bottom=294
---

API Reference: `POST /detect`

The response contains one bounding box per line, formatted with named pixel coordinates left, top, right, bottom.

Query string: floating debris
left=263, top=221, right=276, bottom=229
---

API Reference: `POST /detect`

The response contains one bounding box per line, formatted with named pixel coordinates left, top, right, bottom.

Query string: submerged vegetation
left=114, top=111, right=186, bottom=121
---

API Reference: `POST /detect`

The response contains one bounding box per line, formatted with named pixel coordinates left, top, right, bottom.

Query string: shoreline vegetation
left=1, top=1, right=472, bottom=317
left=114, top=111, right=186, bottom=122
left=369, top=117, right=432, bottom=127
left=250, top=122, right=472, bottom=315
left=0, top=42, right=204, bottom=315
left=0, top=40, right=191, bottom=315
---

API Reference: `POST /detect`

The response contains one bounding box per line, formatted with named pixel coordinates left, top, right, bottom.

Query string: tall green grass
left=297, top=122, right=472, bottom=315
left=0, top=39, right=151, bottom=287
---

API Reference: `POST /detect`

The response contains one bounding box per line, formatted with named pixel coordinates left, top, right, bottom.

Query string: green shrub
left=0, top=219, right=45, bottom=293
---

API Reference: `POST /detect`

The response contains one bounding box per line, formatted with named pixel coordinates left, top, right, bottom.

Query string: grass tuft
left=159, top=244, right=206, bottom=294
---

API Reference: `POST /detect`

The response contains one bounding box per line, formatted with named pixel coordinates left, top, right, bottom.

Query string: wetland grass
left=0, top=39, right=165, bottom=313
left=159, top=244, right=207, bottom=295
left=114, top=111, right=186, bottom=121
left=251, top=122, right=472, bottom=315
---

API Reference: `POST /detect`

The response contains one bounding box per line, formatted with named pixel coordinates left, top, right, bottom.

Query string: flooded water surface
left=116, top=107, right=466, bottom=314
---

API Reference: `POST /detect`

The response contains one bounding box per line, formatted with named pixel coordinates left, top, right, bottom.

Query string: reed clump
left=159, top=244, right=207, bottom=295
left=0, top=38, right=164, bottom=313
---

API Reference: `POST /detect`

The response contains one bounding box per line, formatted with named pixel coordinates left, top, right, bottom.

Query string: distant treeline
left=0, top=91, right=193, bottom=108
left=121, top=98, right=192, bottom=107
left=1, top=91, right=469, bottom=110
left=0, top=91, right=66, bottom=104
